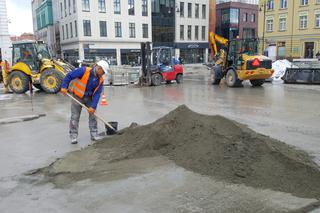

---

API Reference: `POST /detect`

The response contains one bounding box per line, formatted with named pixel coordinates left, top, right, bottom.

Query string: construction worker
left=1, top=60, right=10, bottom=93
left=60, top=60, right=109, bottom=144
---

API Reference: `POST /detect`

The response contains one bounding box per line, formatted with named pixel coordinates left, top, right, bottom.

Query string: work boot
left=71, top=138, right=78, bottom=144
left=91, top=134, right=103, bottom=141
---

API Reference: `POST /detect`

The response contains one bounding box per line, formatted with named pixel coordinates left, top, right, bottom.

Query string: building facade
left=152, top=0, right=210, bottom=64
left=32, top=0, right=61, bottom=58
left=209, top=0, right=216, bottom=35
left=58, top=0, right=152, bottom=65
left=216, top=1, right=258, bottom=39
left=258, top=0, right=320, bottom=60
left=10, top=33, right=36, bottom=42
left=0, top=0, right=12, bottom=63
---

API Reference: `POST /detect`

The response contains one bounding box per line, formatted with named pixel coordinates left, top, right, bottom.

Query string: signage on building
left=187, top=44, right=200, bottom=48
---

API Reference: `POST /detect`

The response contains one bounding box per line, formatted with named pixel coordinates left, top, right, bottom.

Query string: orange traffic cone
left=100, top=93, right=108, bottom=106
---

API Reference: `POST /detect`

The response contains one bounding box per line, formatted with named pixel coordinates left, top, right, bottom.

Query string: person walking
left=60, top=60, right=109, bottom=144
left=1, top=60, right=10, bottom=93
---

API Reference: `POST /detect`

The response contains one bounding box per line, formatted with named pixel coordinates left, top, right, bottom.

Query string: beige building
left=258, top=0, right=320, bottom=60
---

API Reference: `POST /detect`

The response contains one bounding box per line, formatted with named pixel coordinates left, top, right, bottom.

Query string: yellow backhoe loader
left=8, top=40, right=73, bottom=94
left=208, top=32, right=274, bottom=87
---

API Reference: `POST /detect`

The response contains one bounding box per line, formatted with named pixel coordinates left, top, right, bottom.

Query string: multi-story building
left=32, top=0, right=61, bottom=58
left=217, top=0, right=258, bottom=4
left=209, top=0, right=216, bottom=35
left=259, top=0, right=320, bottom=60
left=10, top=33, right=36, bottom=42
left=58, top=0, right=152, bottom=65
left=216, top=0, right=258, bottom=39
left=152, top=0, right=210, bottom=64
left=0, top=0, right=12, bottom=63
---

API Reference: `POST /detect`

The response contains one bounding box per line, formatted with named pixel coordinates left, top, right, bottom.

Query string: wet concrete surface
left=0, top=79, right=320, bottom=212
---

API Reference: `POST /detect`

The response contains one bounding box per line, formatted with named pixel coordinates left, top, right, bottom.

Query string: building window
left=195, top=26, right=199, bottom=40
left=73, top=0, right=76, bottom=13
left=202, top=26, right=205, bottom=40
left=70, top=22, right=73, bottom=38
left=66, top=24, right=69, bottom=39
left=180, top=25, right=184, bottom=40
left=279, top=17, right=286, bottom=31
left=83, top=20, right=91, bottom=36
left=128, top=0, right=135, bottom=15
left=82, top=0, right=90, bottom=11
left=100, top=21, right=107, bottom=37
left=266, top=19, right=273, bottom=32
left=267, top=0, right=274, bottom=10
left=60, top=2, right=63, bottom=18
left=68, top=0, right=71, bottom=14
left=142, top=0, right=148, bottom=16
left=277, top=41, right=286, bottom=57
left=251, top=14, right=255, bottom=22
left=129, top=23, right=136, bottom=38
left=64, top=0, right=67, bottom=16
left=115, top=22, right=122, bottom=37
left=98, top=0, right=106, bottom=13
left=202, top=5, right=206, bottom=19
left=243, top=13, right=247, bottom=22
left=188, top=3, right=192, bottom=18
left=187, top=25, right=192, bottom=40
left=280, top=0, right=287, bottom=9
left=180, top=2, right=184, bottom=17
left=75, top=20, right=78, bottom=37
left=62, top=25, right=65, bottom=40
left=195, top=4, right=199, bottom=18
left=142, top=24, right=148, bottom=38
left=316, top=14, right=320, bottom=28
left=301, top=0, right=308, bottom=6
left=114, top=0, right=121, bottom=14
left=300, top=15, right=307, bottom=29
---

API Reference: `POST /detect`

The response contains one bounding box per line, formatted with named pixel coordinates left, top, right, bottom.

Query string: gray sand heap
left=35, top=105, right=320, bottom=199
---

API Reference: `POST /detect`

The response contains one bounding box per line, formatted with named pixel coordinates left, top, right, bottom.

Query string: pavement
left=0, top=75, right=320, bottom=212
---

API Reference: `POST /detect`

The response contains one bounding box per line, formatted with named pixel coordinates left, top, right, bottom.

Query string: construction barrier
left=105, top=66, right=140, bottom=86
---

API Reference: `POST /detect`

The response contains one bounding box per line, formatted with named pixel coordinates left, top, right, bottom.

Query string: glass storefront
left=121, top=49, right=141, bottom=66
left=63, top=49, right=79, bottom=66
left=84, top=49, right=117, bottom=65
left=180, top=48, right=205, bottom=64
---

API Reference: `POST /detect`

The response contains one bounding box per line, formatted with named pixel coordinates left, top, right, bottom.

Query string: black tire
left=33, top=84, right=43, bottom=91
left=166, top=80, right=171, bottom=84
left=225, top=69, right=242, bottom=87
left=250, top=79, right=265, bottom=87
left=40, top=69, right=64, bottom=94
left=8, top=71, right=30, bottom=94
left=176, top=74, right=183, bottom=84
left=151, top=73, right=162, bottom=86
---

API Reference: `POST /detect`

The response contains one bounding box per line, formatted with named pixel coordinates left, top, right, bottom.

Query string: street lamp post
left=260, top=0, right=267, bottom=55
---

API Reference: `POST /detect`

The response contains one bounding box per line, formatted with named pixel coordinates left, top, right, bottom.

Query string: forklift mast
left=140, top=42, right=152, bottom=86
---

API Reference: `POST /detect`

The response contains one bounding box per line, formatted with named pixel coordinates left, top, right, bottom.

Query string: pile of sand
left=35, top=105, right=320, bottom=199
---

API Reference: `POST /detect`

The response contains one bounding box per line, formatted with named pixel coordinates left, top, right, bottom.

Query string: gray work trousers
left=69, top=95, right=98, bottom=139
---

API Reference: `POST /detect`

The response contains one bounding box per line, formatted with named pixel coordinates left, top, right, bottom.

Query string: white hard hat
left=96, top=60, right=110, bottom=74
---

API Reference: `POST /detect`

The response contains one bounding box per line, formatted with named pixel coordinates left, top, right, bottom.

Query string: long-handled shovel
left=66, top=93, right=117, bottom=134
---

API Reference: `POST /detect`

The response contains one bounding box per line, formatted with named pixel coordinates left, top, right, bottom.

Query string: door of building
left=304, top=42, right=314, bottom=58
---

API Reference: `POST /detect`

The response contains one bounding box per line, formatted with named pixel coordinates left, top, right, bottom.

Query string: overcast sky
left=7, top=0, right=33, bottom=36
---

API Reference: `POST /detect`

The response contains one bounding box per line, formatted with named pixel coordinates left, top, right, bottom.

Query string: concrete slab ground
left=0, top=78, right=320, bottom=212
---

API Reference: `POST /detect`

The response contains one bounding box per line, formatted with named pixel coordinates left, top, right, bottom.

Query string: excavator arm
left=209, top=32, right=229, bottom=57
left=209, top=32, right=229, bottom=66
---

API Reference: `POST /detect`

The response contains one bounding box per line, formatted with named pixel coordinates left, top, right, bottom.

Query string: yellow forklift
left=208, top=32, right=274, bottom=87
left=8, top=40, right=73, bottom=94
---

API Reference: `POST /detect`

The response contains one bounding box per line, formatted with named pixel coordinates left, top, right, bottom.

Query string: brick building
left=216, top=1, right=258, bottom=39
left=10, top=33, right=35, bottom=42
